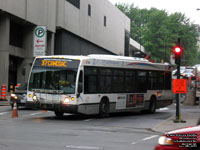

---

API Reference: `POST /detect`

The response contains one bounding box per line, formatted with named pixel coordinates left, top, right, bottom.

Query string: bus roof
left=35, top=54, right=169, bottom=66
left=36, top=55, right=148, bottom=62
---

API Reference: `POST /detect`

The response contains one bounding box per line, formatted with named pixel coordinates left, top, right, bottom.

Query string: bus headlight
left=158, top=136, right=173, bottom=145
left=32, top=95, right=38, bottom=102
left=28, top=94, right=32, bottom=98
left=63, top=97, right=70, bottom=104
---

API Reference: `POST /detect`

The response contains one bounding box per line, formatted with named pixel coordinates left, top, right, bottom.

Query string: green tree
left=116, top=3, right=199, bottom=65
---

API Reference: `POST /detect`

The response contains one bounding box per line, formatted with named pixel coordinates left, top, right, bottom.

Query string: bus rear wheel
left=54, top=111, right=64, bottom=117
left=99, top=99, right=110, bottom=118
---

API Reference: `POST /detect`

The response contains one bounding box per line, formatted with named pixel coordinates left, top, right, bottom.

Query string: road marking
left=0, top=112, right=9, bottom=115
left=30, top=112, right=44, bottom=116
left=159, top=108, right=169, bottom=111
left=66, top=145, right=102, bottom=149
left=23, top=112, right=43, bottom=117
left=142, top=135, right=158, bottom=141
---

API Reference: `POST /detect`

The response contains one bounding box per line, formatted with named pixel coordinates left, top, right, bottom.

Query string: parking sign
left=33, top=26, right=46, bottom=57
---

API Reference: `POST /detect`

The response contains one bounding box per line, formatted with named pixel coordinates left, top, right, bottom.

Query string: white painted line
left=23, top=112, right=43, bottom=117
left=0, top=112, right=9, bottom=115
left=30, top=112, right=44, bottom=116
left=142, top=135, right=158, bottom=141
left=66, top=145, right=102, bottom=149
left=159, top=108, right=169, bottom=111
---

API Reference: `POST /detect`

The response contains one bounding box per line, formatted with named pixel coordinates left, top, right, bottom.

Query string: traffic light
left=173, top=46, right=182, bottom=65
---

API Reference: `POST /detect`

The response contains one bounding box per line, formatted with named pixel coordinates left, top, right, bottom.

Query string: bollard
left=0, top=84, right=7, bottom=100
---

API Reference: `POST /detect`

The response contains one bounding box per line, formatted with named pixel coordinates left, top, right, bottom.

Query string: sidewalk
left=152, top=104, right=200, bottom=133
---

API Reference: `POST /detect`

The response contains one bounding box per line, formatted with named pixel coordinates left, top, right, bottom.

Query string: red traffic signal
left=174, top=47, right=181, bottom=54
left=173, top=46, right=182, bottom=57
left=173, top=46, right=182, bottom=65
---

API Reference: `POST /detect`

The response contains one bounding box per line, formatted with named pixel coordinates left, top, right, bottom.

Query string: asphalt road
left=0, top=105, right=175, bottom=150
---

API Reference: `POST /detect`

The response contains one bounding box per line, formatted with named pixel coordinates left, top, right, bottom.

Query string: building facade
left=0, top=0, right=130, bottom=91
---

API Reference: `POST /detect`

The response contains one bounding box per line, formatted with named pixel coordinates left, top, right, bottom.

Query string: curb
left=152, top=112, right=200, bottom=133
left=152, top=114, right=174, bottom=133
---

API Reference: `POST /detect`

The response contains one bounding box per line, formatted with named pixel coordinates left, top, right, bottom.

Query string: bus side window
left=137, top=70, right=147, bottom=93
left=78, top=71, right=83, bottom=93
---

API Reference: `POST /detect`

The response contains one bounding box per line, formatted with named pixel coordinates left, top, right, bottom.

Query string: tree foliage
left=116, top=3, right=199, bottom=65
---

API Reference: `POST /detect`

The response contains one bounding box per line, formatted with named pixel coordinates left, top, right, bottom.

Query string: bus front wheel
left=99, top=99, right=110, bottom=118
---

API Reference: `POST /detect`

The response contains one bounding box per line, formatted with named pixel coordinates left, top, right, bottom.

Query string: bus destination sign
left=41, top=60, right=67, bottom=67
left=34, top=58, right=80, bottom=69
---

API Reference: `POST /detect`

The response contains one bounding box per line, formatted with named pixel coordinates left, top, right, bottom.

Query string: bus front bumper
left=26, top=101, right=78, bottom=113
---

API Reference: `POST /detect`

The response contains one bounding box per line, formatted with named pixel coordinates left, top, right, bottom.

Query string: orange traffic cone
left=12, top=102, right=18, bottom=118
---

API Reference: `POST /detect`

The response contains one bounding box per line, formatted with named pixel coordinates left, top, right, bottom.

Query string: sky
left=109, top=0, right=200, bottom=25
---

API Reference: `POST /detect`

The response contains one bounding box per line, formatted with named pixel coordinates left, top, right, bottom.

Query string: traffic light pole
left=175, top=64, right=181, bottom=122
left=173, top=38, right=186, bottom=123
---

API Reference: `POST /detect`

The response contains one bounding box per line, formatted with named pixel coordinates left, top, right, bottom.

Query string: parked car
left=155, top=125, right=200, bottom=150
left=172, top=66, right=186, bottom=79
left=182, top=68, right=195, bottom=79
left=10, top=83, right=27, bottom=109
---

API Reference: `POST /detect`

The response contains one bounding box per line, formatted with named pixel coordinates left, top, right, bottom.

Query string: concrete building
left=0, top=0, right=130, bottom=91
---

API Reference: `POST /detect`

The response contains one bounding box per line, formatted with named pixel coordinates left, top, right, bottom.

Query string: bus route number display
left=41, top=60, right=67, bottom=67
left=173, top=79, right=187, bottom=93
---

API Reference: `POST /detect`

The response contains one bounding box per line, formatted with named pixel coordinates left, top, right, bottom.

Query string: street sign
left=172, top=79, right=187, bottom=93
left=33, top=26, right=46, bottom=57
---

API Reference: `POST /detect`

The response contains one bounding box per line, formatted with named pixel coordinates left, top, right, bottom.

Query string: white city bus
left=27, top=55, right=173, bottom=117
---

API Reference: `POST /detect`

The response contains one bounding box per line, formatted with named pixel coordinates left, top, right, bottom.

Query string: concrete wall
left=55, top=30, right=114, bottom=55
left=0, top=0, right=56, bottom=32
left=0, top=14, right=9, bottom=87
left=56, top=0, right=130, bottom=55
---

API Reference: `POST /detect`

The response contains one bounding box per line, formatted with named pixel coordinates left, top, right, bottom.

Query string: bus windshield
left=28, top=58, right=80, bottom=94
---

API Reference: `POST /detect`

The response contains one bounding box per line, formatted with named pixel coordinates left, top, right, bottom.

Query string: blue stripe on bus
left=128, top=63, right=160, bottom=69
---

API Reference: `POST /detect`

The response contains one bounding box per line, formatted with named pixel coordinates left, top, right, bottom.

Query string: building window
left=66, top=0, right=80, bottom=9
left=88, top=4, right=91, bottom=16
left=9, top=21, right=23, bottom=48
left=104, top=16, right=106, bottom=27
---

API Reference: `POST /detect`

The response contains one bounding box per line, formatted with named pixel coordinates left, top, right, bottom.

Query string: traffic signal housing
left=173, top=46, right=182, bottom=65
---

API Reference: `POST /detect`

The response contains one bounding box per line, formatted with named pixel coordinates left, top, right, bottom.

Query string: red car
left=155, top=126, right=200, bottom=150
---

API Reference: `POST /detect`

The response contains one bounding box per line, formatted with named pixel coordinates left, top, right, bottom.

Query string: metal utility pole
left=173, top=38, right=186, bottom=123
